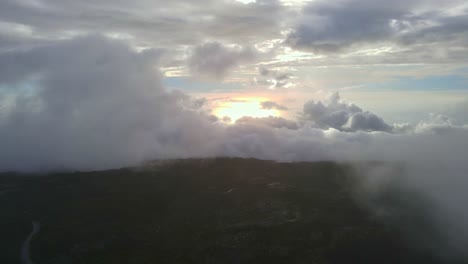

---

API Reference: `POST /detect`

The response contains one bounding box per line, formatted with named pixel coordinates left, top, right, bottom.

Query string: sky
left=1, top=0, right=468, bottom=256
left=0, top=0, right=467, bottom=171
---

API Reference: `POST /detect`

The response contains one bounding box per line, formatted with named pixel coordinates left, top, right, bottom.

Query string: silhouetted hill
left=0, top=158, right=465, bottom=263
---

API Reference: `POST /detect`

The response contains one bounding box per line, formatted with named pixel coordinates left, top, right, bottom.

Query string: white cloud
left=1, top=35, right=468, bottom=172
left=0, top=35, right=220, bottom=171
left=302, top=92, right=393, bottom=132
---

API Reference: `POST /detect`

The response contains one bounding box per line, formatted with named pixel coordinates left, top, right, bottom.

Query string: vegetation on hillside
left=1, top=158, right=464, bottom=263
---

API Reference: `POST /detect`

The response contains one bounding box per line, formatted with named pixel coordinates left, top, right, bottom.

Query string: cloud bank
left=0, top=35, right=220, bottom=171
left=1, top=35, right=467, bottom=172
left=302, top=93, right=393, bottom=132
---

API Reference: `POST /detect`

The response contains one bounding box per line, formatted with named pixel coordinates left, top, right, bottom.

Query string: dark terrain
left=0, top=158, right=464, bottom=263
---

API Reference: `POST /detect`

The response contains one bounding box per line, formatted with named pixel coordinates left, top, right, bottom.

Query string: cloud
left=260, top=101, right=288, bottom=111
left=0, top=0, right=285, bottom=52
left=443, top=99, right=468, bottom=124
left=393, top=113, right=468, bottom=135
left=188, top=42, right=258, bottom=79
left=0, top=1, right=466, bottom=258
left=286, top=0, right=468, bottom=62
left=0, top=35, right=465, bottom=172
left=235, top=116, right=298, bottom=129
left=302, top=93, right=393, bottom=132
left=286, top=0, right=407, bottom=53
left=0, top=35, right=220, bottom=171
left=256, top=66, right=293, bottom=89
left=1, top=0, right=465, bottom=87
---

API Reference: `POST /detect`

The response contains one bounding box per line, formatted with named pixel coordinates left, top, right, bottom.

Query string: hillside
left=0, top=158, right=463, bottom=263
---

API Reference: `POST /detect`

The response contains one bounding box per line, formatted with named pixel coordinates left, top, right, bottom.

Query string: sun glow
left=214, top=98, right=280, bottom=123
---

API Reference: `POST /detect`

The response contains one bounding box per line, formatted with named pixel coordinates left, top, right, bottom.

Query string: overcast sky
left=1, top=1, right=467, bottom=105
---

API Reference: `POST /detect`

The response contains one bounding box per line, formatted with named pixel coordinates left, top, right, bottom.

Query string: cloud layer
left=1, top=35, right=467, bottom=172
left=0, top=36, right=220, bottom=171
left=286, top=0, right=468, bottom=60
left=302, top=93, right=393, bottom=132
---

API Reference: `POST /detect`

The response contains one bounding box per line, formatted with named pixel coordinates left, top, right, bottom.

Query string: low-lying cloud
left=1, top=35, right=467, bottom=171
left=0, top=35, right=220, bottom=171
left=302, top=93, right=393, bottom=132
left=2, top=35, right=468, bottom=260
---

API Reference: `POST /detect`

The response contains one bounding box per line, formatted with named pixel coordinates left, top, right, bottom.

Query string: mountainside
left=0, top=158, right=464, bottom=263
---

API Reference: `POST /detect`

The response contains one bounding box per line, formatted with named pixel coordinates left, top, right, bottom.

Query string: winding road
left=21, top=221, right=40, bottom=264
